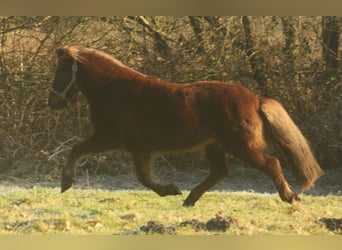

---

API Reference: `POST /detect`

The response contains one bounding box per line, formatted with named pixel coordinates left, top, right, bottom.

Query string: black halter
left=50, top=60, right=78, bottom=100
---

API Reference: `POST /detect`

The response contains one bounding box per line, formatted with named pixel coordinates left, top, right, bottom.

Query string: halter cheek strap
left=50, top=60, right=78, bottom=100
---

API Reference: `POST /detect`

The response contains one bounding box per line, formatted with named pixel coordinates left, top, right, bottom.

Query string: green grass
left=0, top=186, right=341, bottom=235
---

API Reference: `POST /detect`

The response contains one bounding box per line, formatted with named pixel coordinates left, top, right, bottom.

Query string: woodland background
left=0, top=16, right=341, bottom=179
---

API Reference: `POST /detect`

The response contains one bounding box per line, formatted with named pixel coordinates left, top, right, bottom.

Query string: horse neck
left=77, top=61, right=150, bottom=102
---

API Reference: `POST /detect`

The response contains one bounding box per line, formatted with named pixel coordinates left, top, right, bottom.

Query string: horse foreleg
left=61, top=133, right=112, bottom=193
left=183, top=142, right=229, bottom=207
left=132, top=152, right=182, bottom=196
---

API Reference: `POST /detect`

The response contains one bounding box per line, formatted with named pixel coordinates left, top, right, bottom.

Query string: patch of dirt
left=180, top=214, right=241, bottom=232
left=319, top=218, right=342, bottom=232
left=179, top=219, right=206, bottom=232
left=140, top=221, right=176, bottom=235
left=205, top=215, right=240, bottom=232
left=139, top=214, right=240, bottom=235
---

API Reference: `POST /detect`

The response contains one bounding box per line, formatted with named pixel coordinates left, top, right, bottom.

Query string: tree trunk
left=321, top=16, right=340, bottom=80
left=0, top=17, right=8, bottom=74
left=242, top=16, right=268, bottom=95
left=281, top=16, right=296, bottom=79
left=281, top=17, right=295, bottom=55
left=188, top=16, right=205, bottom=54
left=127, top=16, right=171, bottom=57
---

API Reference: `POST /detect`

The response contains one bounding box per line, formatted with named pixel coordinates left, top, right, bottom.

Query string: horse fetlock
left=279, top=191, right=301, bottom=204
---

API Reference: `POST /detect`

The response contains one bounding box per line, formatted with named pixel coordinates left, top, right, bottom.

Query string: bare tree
left=188, top=16, right=205, bottom=54
left=241, top=16, right=268, bottom=95
left=281, top=16, right=296, bottom=78
left=127, top=16, right=172, bottom=57
left=321, top=16, right=340, bottom=80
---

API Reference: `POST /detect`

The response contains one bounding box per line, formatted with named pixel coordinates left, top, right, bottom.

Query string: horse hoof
left=183, top=199, right=195, bottom=207
left=61, top=179, right=73, bottom=193
left=165, top=184, right=182, bottom=196
left=158, top=184, right=182, bottom=196
left=287, top=192, right=301, bottom=203
left=169, top=184, right=182, bottom=195
left=281, top=192, right=301, bottom=203
left=292, top=193, right=301, bottom=202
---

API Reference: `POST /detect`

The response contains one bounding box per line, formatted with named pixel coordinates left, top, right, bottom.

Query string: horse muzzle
left=48, top=93, right=68, bottom=110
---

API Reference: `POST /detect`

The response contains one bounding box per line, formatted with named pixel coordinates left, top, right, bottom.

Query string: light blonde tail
left=259, top=98, right=323, bottom=191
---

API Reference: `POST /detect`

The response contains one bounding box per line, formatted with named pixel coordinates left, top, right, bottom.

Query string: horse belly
left=155, top=128, right=215, bottom=152
left=115, top=105, right=214, bottom=152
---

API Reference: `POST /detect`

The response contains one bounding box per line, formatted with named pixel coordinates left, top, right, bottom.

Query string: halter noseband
left=50, top=60, right=78, bottom=100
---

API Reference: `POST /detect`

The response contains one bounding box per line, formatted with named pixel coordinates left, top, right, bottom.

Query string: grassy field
left=0, top=185, right=341, bottom=235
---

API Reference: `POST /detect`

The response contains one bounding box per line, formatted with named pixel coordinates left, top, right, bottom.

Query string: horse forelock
left=65, top=45, right=85, bottom=62
left=56, top=45, right=85, bottom=65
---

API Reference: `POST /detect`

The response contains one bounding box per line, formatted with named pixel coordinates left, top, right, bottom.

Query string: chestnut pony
left=48, top=45, right=323, bottom=207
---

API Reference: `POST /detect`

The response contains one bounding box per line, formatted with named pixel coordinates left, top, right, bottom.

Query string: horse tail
left=259, top=97, right=323, bottom=191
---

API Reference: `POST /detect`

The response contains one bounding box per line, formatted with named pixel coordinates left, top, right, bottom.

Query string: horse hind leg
left=183, top=142, right=229, bottom=207
left=221, top=112, right=300, bottom=203
left=132, top=152, right=182, bottom=196
left=242, top=149, right=300, bottom=203
left=227, top=126, right=301, bottom=203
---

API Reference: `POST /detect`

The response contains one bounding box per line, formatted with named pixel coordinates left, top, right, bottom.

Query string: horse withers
left=48, top=45, right=323, bottom=207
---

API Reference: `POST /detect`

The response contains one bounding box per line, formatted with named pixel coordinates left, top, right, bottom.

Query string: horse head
left=48, top=46, right=80, bottom=110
